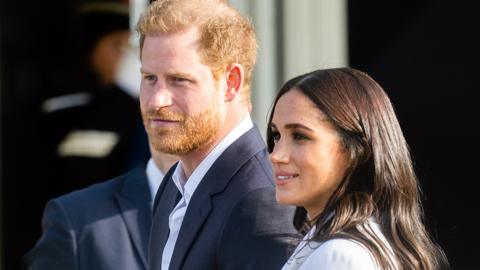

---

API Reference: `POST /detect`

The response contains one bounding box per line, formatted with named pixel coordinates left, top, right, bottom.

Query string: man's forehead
left=144, top=27, right=201, bottom=47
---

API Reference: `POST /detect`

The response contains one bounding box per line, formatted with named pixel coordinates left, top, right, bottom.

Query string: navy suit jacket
left=149, top=126, right=297, bottom=270
left=24, top=165, right=152, bottom=270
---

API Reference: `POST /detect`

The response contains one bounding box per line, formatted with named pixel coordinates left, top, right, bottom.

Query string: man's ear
left=224, top=63, right=244, bottom=102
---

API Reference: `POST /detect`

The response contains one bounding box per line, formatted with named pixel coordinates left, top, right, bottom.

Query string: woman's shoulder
left=302, top=238, right=378, bottom=269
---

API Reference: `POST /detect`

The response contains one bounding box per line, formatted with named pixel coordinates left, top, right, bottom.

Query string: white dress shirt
left=161, top=115, right=253, bottom=270
left=146, top=158, right=166, bottom=206
left=282, top=218, right=396, bottom=270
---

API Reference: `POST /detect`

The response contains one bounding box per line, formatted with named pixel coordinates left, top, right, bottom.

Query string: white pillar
left=114, top=0, right=149, bottom=99
left=230, top=0, right=278, bottom=138
left=282, top=0, right=348, bottom=80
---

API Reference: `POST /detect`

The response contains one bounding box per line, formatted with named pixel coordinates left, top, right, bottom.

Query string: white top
left=145, top=158, right=166, bottom=205
left=282, top=218, right=396, bottom=270
left=161, top=115, right=254, bottom=270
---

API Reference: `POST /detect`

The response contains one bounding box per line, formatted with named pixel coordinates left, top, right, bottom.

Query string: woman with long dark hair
left=268, top=68, right=448, bottom=269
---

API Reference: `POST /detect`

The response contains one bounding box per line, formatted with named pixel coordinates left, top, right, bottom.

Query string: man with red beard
left=138, top=1, right=297, bottom=270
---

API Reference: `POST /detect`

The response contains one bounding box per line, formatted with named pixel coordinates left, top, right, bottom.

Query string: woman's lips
left=275, top=171, right=299, bottom=186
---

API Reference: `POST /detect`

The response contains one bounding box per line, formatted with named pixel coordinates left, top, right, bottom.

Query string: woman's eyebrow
left=284, top=123, right=314, bottom=131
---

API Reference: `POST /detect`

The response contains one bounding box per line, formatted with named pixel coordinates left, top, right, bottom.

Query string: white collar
left=171, top=115, right=253, bottom=204
left=146, top=158, right=166, bottom=202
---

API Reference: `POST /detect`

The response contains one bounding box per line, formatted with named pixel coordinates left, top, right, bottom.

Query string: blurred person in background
left=17, top=0, right=151, bottom=268
left=38, top=0, right=149, bottom=194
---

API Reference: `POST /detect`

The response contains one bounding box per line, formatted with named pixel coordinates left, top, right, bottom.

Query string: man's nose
left=147, top=83, right=173, bottom=109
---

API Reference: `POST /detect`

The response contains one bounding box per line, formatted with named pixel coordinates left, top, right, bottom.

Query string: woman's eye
left=293, top=132, right=309, bottom=141
left=271, top=131, right=280, bottom=143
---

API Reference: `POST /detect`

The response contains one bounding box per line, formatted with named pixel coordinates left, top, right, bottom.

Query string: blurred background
left=1, top=0, right=479, bottom=269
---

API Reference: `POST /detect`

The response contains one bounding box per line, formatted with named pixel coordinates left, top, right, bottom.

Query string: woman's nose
left=269, top=141, right=289, bottom=164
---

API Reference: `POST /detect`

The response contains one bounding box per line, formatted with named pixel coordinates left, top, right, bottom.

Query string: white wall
left=282, top=0, right=348, bottom=79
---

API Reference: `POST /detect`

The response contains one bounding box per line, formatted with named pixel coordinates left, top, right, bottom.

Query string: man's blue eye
left=172, top=77, right=189, bottom=83
left=144, top=75, right=156, bottom=82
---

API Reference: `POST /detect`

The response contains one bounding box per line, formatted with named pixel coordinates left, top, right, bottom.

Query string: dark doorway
left=1, top=1, right=88, bottom=269
left=349, top=1, right=480, bottom=269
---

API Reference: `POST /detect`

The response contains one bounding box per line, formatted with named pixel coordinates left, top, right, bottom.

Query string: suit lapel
left=115, top=166, right=152, bottom=269
left=168, top=192, right=212, bottom=270
left=149, top=166, right=181, bottom=270
left=152, top=162, right=178, bottom=215
left=169, top=126, right=267, bottom=270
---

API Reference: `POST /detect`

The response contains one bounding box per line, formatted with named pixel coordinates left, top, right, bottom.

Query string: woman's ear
left=224, top=63, right=244, bottom=102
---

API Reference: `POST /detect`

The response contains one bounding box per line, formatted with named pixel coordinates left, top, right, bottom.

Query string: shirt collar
left=146, top=158, right=166, bottom=202
left=172, top=115, right=253, bottom=204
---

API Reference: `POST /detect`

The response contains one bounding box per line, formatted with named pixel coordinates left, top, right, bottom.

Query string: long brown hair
left=267, top=68, right=448, bottom=269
